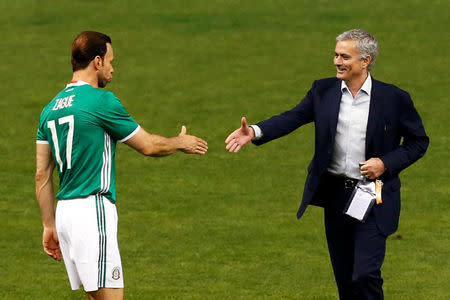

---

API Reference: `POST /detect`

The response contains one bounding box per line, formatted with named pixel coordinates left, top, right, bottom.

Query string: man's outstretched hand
left=178, top=125, right=208, bottom=155
left=225, top=117, right=255, bottom=153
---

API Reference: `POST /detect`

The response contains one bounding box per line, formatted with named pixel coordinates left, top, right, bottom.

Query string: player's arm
left=35, top=143, right=61, bottom=261
left=125, top=126, right=208, bottom=157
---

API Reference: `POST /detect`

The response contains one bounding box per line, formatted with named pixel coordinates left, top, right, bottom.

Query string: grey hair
left=336, top=29, right=378, bottom=71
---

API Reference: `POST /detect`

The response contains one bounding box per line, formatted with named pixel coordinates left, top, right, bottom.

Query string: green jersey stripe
left=100, top=133, right=112, bottom=194
left=96, top=195, right=107, bottom=288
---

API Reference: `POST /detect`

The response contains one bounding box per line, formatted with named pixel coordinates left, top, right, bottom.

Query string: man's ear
left=362, top=56, right=372, bottom=69
left=93, top=56, right=103, bottom=70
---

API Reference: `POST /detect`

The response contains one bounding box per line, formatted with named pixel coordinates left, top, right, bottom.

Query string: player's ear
left=93, top=56, right=103, bottom=70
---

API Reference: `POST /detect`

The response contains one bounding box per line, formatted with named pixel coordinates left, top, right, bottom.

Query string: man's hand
left=43, top=226, right=61, bottom=261
left=178, top=126, right=208, bottom=155
left=225, top=117, right=255, bottom=153
left=360, top=158, right=386, bottom=180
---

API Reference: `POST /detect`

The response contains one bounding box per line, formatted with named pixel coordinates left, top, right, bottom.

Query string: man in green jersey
left=36, top=31, right=208, bottom=300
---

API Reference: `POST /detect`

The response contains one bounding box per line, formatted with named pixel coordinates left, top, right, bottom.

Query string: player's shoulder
left=78, top=85, right=114, bottom=99
left=94, top=88, right=120, bottom=102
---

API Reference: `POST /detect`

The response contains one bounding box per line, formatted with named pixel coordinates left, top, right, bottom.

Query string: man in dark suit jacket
left=225, top=29, right=428, bottom=299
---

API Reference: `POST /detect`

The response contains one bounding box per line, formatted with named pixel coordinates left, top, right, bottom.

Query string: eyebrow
left=335, top=52, right=350, bottom=57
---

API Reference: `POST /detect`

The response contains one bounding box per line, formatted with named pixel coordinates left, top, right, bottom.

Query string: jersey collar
left=66, top=80, right=90, bottom=88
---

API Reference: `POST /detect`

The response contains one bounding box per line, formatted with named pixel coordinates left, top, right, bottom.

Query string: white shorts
left=55, top=195, right=124, bottom=292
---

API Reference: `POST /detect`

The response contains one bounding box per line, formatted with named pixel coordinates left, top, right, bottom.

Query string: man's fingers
left=229, top=142, right=239, bottom=153
left=233, top=144, right=242, bottom=153
left=225, top=117, right=248, bottom=144
left=225, top=131, right=237, bottom=144
left=225, top=139, right=234, bottom=150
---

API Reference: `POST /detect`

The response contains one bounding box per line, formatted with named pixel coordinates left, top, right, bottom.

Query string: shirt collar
left=341, top=73, right=372, bottom=96
left=66, top=80, right=90, bottom=88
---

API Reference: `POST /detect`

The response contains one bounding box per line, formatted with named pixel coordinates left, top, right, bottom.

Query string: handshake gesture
left=178, top=125, right=208, bottom=155
left=225, top=117, right=255, bottom=153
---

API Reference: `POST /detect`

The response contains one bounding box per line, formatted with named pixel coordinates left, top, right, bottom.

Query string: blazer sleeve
left=252, top=81, right=316, bottom=145
left=380, top=90, right=429, bottom=177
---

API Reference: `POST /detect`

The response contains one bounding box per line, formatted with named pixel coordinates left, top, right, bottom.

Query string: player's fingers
left=197, top=138, right=207, bottom=146
left=195, top=149, right=207, bottom=155
left=44, top=247, right=58, bottom=260
left=197, top=145, right=208, bottom=153
left=233, top=144, right=242, bottom=153
left=55, top=253, right=62, bottom=261
left=198, top=143, right=208, bottom=150
left=197, top=145, right=208, bottom=152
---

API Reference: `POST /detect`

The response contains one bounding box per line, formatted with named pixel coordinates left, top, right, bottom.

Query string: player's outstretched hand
left=178, top=126, right=208, bottom=155
left=225, top=117, right=255, bottom=153
left=43, top=226, right=61, bottom=261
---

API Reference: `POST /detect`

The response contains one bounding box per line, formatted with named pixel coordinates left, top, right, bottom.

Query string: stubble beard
left=98, top=74, right=110, bottom=88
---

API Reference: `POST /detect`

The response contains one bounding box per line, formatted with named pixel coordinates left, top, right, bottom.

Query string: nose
left=334, top=56, right=342, bottom=65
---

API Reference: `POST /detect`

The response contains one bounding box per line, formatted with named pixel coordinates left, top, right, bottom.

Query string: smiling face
left=97, top=43, right=114, bottom=88
left=334, top=40, right=369, bottom=83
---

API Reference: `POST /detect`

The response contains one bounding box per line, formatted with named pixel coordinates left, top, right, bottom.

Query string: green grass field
left=1, top=0, right=449, bottom=299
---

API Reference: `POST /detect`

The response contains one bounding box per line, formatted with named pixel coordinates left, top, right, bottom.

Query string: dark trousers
left=318, top=174, right=387, bottom=300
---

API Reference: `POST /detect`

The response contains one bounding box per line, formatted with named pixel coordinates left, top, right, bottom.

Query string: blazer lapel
left=328, top=80, right=343, bottom=142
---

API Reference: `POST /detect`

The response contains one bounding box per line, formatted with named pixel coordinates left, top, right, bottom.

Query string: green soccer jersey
left=36, top=81, right=140, bottom=203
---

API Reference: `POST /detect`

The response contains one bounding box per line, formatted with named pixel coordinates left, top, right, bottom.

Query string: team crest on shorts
left=112, top=267, right=121, bottom=280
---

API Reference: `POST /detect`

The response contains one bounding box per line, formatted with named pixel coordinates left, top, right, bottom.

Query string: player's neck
left=72, top=69, right=99, bottom=88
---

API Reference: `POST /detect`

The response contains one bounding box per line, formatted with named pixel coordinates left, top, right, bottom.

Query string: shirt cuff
left=249, top=125, right=263, bottom=140
left=119, top=125, right=141, bottom=143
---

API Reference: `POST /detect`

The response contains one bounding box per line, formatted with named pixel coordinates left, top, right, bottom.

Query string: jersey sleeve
left=97, top=91, right=140, bottom=142
left=36, top=111, right=49, bottom=144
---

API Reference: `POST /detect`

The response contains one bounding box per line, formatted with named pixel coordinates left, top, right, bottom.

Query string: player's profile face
left=98, top=43, right=114, bottom=88
left=333, top=40, right=366, bottom=82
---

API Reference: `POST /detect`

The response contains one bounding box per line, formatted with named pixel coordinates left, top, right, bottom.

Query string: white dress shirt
left=251, top=74, right=372, bottom=180
left=328, top=74, right=371, bottom=179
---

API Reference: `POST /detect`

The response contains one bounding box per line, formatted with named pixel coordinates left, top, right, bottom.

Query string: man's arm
left=36, top=144, right=61, bottom=261
left=379, top=92, right=429, bottom=177
left=225, top=82, right=317, bottom=153
left=361, top=91, right=429, bottom=179
left=125, top=126, right=208, bottom=156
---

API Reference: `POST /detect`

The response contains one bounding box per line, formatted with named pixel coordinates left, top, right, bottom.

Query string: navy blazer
left=253, top=77, right=429, bottom=235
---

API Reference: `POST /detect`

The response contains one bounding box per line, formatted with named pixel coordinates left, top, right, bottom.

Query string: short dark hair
left=71, top=31, right=112, bottom=72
